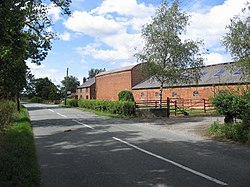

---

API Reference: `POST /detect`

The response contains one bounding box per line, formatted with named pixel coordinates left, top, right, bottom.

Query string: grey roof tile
left=132, top=62, right=249, bottom=90
left=78, top=77, right=95, bottom=88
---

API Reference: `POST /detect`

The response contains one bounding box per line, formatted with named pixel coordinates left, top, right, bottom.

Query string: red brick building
left=76, top=77, right=96, bottom=100
left=95, top=64, right=143, bottom=100
left=132, top=62, right=249, bottom=101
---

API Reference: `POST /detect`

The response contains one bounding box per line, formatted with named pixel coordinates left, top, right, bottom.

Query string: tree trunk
left=16, top=94, right=20, bottom=112
left=159, top=82, right=163, bottom=108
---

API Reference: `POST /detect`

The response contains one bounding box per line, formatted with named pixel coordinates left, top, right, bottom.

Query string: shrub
left=0, top=100, right=17, bottom=129
left=212, top=88, right=250, bottom=125
left=118, top=90, right=135, bottom=102
left=78, top=100, right=135, bottom=116
left=208, top=121, right=250, bottom=143
left=30, top=96, right=42, bottom=103
left=67, top=99, right=78, bottom=107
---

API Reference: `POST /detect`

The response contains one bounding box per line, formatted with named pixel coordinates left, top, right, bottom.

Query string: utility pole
left=64, top=68, right=69, bottom=106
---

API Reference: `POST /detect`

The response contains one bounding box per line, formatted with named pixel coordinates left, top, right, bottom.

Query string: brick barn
left=95, top=64, right=143, bottom=100
left=132, top=62, right=249, bottom=102
left=76, top=77, right=96, bottom=100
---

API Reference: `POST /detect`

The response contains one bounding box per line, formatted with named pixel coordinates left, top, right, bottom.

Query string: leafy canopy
left=222, top=3, right=250, bottom=75
left=61, top=75, right=80, bottom=94
left=135, top=0, right=204, bottom=107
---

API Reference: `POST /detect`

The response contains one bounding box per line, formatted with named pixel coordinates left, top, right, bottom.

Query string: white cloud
left=48, top=4, right=61, bottom=22
left=205, top=52, right=232, bottom=65
left=186, top=0, right=248, bottom=49
left=91, top=0, right=155, bottom=17
left=26, top=61, right=63, bottom=85
left=59, top=32, right=71, bottom=41
left=65, top=0, right=247, bottom=68
left=64, top=11, right=124, bottom=37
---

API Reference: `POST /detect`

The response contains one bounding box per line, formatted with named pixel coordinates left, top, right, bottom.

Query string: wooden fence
left=135, top=97, right=214, bottom=116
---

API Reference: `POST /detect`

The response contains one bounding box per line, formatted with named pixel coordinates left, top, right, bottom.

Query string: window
left=233, top=68, right=243, bottom=75
left=200, top=71, right=207, bottom=77
left=80, top=89, right=82, bottom=93
left=172, top=92, right=177, bottom=97
left=155, top=92, right=159, bottom=97
left=141, top=92, right=144, bottom=98
left=214, top=69, right=225, bottom=77
left=86, top=87, right=89, bottom=92
left=193, top=91, right=198, bottom=96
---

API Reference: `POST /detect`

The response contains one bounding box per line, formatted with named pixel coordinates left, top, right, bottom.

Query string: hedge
left=0, top=100, right=17, bottom=130
left=78, top=100, right=135, bottom=116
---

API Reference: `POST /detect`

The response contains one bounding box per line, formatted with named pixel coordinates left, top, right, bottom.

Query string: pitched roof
left=77, top=77, right=95, bottom=88
left=96, top=64, right=139, bottom=77
left=132, top=62, right=249, bottom=90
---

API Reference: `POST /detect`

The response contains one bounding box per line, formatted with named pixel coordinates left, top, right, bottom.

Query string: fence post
left=167, top=97, right=170, bottom=118
left=203, top=99, right=206, bottom=113
left=174, top=100, right=177, bottom=116
left=155, top=101, right=157, bottom=108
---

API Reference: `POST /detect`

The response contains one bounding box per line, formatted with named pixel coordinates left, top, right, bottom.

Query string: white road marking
left=72, top=120, right=95, bottom=130
left=48, top=109, right=54, bottom=112
left=57, top=113, right=67, bottom=118
left=112, top=137, right=228, bottom=186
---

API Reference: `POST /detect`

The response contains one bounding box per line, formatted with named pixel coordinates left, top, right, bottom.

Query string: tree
left=34, top=77, right=58, bottom=100
left=23, top=70, right=36, bottom=99
left=135, top=0, right=204, bottom=108
left=0, top=0, right=71, bottom=109
left=88, top=68, right=106, bottom=78
left=61, top=76, right=80, bottom=94
left=222, top=3, right=250, bottom=76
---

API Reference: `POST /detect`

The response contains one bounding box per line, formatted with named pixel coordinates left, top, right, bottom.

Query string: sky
left=27, top=0, right=249, bottom=85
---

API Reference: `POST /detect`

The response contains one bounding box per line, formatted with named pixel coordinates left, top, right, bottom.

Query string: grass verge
left=78, top=108, right=133, bottom=119
left=208, top=121, right=250, bottom=144
left=0, top=106, right=40, bottom=186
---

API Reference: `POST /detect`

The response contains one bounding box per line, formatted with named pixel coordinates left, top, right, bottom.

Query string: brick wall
left=133, top=84, right=249, bottom=101
left=96, top=71, right=132, bottom=100
left=76, top=84, right=96, bottom=100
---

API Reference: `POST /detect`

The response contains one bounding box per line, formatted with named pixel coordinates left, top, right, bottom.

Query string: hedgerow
left=0, top=100, right=17, bottom=130
left=78, top=100, right=135, bottom=116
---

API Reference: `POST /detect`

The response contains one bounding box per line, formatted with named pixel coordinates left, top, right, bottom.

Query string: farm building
left=95, top=64, right=143, bottom=100
left=76, top=77, right=96, bottom=100
left=132, top=62, right=249, bottom=102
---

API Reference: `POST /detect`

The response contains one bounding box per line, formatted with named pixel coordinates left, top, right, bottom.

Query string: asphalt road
left=24, top=103, right=250, bottom=187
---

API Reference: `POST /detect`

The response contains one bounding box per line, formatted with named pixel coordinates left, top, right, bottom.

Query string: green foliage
left=135, top=0, right=204, bottom=107
left=222, top=3, right=250, bottom=76
left=208, top=121, right=250, bottom=143
left=88, top=68, right=106, bottom=78
left=30, top=96, right=42, bottom=103
left=61, top=75, right=80, bottom=94
left=78, top=100, right=135, bottom=116
left=212, top=89, right=250, bottom=125
left=0, top=100, right=17, bottom=129
left=118, top=90, right=135, bottom=102
left=34, top=77, right=59, bottom=100
left=0, top=106, right=40, bottom=186
left=0, top=0, right=71, bottom=101
left=67, top=99, right=78, bottom=107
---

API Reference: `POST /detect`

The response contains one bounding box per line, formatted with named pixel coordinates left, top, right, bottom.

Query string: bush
left=208, top=121, right=250, bottom=143
left=78, top=100, right=135, bottom=116
left=67, top=99, right=78, bottom=107
left=0, top=100, right=17, bottom=129
left=30, top=96, right=42, bottom=103
left=118, top=90, right=135, bottom=102
left=212, top=89, right=249, bottom=124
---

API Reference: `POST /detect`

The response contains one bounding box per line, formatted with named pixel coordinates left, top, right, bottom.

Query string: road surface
left=24, top=103, right=250, bottom=187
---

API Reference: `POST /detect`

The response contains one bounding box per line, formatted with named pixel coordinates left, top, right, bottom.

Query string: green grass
left=0, top=107, right=40, bottom=186
left=208, top=121, right=250, bottom=143
left=78, top=108, right=133, bottom=119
